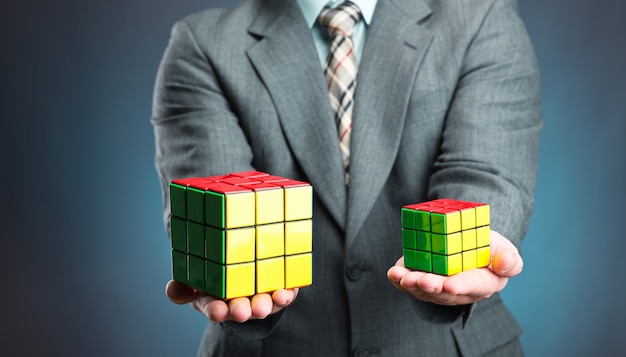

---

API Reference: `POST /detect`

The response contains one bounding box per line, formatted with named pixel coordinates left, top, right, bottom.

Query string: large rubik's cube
left=169, top=171, right=313, bottom=299
left=401, top=198, right=491, bottom=276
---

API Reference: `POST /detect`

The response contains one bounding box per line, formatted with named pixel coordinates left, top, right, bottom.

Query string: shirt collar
left=296, top=0, right=378, bottom=28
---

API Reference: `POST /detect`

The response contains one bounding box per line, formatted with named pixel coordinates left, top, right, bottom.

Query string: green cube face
left=402, top=229, right=417, bottom=249
left=172, top=250, right=188, bottom=284
left=205, top=191, right=225, bottom=228
left=170, top=183, right=187, bottom=219
left=187, top=255, right=206, bottom=291
left=170, top=216, right=187, bottom=252
left=430, top=213, right=446, bottom=234
left=416, top=231, right=431, bottom=251
left=403, top=249, right=432, bottom=272
left=205, top=260, right=226, bottom=299
left=415, top=251, right=432, bottom=272
left=402, top=208, right=417, bottom=230
left=187, top=187, right=206, bottom=224
left=403, top=248, right=419, bottom=270
left=187, top=221, right=205, bottom=257
left=415, top=210, right=431, bottom=231
left=402, top=207, right=430, bottom=230
left=205, top=226, right=226, bottom=264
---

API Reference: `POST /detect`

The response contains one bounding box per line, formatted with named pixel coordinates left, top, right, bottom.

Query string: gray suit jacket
left=152, top=0, right=542, bottom=355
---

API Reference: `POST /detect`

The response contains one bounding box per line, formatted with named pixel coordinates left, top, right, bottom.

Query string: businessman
left=152, top=0, right=542, bottom=355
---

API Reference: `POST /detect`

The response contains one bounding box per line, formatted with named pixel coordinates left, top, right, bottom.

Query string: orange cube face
left=402, top=199, right=491, bottom=276
left=169, top=171, right=313, bottom=299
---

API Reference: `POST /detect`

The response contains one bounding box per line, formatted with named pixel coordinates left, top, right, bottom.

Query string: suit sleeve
left=428, top=0, right=543, bottom=249
left=152, top=20, right=255, bottom=231
left=151, top=20, right=282, bottom=338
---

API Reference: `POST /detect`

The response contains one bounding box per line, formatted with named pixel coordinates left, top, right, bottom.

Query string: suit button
left=346, top=265, right=362, bottom=281
left=352, top=347, right=369, bottom=357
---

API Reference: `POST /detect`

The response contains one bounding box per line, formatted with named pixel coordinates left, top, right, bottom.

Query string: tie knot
left=318, top=2, right=362, bottom=38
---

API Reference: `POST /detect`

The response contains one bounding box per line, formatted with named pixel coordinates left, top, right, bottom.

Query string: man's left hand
left=387, top=230, right=523, bottom=306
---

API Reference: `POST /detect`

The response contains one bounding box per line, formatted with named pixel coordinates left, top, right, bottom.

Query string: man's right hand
left=165, top=280, right=299, bottom=323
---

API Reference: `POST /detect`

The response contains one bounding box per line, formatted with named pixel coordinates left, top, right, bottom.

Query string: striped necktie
left=318, top=2, right=362, bottom=185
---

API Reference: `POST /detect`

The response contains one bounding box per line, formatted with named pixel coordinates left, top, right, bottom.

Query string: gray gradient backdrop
left=1, top=0, right=624, bottom=356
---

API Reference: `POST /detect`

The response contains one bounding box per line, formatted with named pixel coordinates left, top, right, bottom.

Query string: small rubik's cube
left=169, top=171, right=313, bottom=299
left=401, top=198, right=491, bottom=276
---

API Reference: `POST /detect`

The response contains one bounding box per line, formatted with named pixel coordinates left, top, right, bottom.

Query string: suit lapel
left=246, top=0, right=347, bottom=229
left=345, top=0, right=434, bottom=247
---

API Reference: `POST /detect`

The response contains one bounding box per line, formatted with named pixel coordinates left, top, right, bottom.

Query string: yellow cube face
left=225, top=227, right=255, bottom=264
left=447, top=211, right=462, bottom=233
left=225, top=262, right=255, bottom=299
left=285, top=253, right=312, bottom=288
left=285, top=220, right=312, bottom=255
left=459, top=207, right=476, bottom=230
left=447, top=253, right=463, bottom=276
left=476, top=226, right=490, bottom=247
left=256, top=257, right=285, bottom=293
left=462, top=249, right=477, bottom=270
left=285, top=186, right=313, bottom=221
left=225, top=192, right=255, bottom=228
left=476, top=246, right=491, bottom=268
left=255, top=188, right=284, bottom=225
left=475, top=204, right=490, bottom=227
left=462, top=229, right=477, bottom=250
left=447, top=232, right=463, bottom=255
left=256, top=223, right=285, bottom=259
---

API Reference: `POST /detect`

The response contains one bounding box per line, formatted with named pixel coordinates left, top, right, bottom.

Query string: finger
left=228, top=297, right=253, bottom=323
left=395, top=256, right=405, bottom=266
left=489, top=231, right=524, bottom=277
left=193, top=294, right=229, bottom=322
left=165, top=280, right=196, bottom=304
left=395, top=270, right=488, bottom=306
left=437, top=293, right=481, bottom=306
left=387, top=257, right=413, bottom=288
left=398, top=270, right=444, bottom=294
left=272, top=288, right=298, bottom=308
left=443, top=268, right=508, bottom=298
left=492, top=249, right=523, bottom=277
left=250, top=293, right=273, bottom=319
left=414, top=272, right=445, bottom=294
left=387, top=265, right=410, bottom=288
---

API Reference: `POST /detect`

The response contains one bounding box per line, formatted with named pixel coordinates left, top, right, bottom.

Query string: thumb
left=491, top=248, right=523, bottom=277
left=166, top=280, right=196, bottom=304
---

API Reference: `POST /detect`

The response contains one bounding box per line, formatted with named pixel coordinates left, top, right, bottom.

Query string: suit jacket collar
left=247, top=0, right=348, bottom=229
left=246, top=0, right=434, bottom=247
left=345, top=0, right=433, bottom=247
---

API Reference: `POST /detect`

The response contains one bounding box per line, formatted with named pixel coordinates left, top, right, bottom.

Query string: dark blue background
left=1, top=0, right=624, bottom=356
